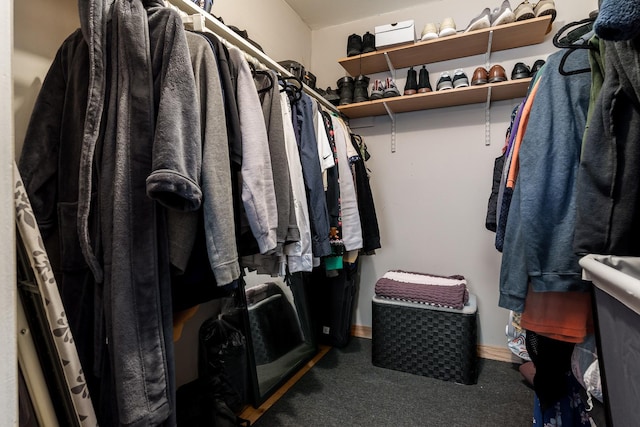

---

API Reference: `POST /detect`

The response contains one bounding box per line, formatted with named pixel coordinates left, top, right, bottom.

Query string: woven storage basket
left=372, top=294, right=478, bottom=384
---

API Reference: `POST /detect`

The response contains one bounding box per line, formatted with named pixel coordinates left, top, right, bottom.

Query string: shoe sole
left=439, top=28, right=457, bottom=37
left=370, top=93, right=383, bottom=100
left=418, top=87, right=432, bottom=93
left=511, top=72, right=530, bottom=80
left=453, top=80, right=469, bottom=88
left=339, top=99, right=353, bottom=105
left=421, top=33, right=438, bottom=41
left=471, top=79, right=487, bottom=85
left=404, top=89, right=417, bottom=95
left=354, top=97, right=369, bottom=103
left=515, top=10, right=535, bottom=21
left=347, top=49, right=361, bottom=57
left=383, top=91, right=400, bottom=98
left=535, top=5, right=557, bottom=22
left=488, top=76, right=507, bottom=83
left=437, top=82, right=453, bottom=91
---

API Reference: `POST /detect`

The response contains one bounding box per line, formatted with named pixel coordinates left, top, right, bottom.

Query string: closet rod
left=166, top=0, right=340, bottom=114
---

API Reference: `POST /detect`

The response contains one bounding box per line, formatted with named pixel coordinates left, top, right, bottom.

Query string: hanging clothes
left=499, top=46, right=592, bottom=312
left=228, top=46, right=278, bottom=256
left=281, top=92, right=313, bottom=273
left=574, top=37, right=640, bottom=256
left=19, top=1, right=202, bottom=425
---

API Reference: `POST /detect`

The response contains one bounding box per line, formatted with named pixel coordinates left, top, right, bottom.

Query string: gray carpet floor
left=253, top=337, right=536, bottom=426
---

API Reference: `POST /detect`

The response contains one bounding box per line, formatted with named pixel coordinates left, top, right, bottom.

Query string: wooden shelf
left=337, top=78, right=531, bottom=119
left=338, top=15, right=552, bottom=77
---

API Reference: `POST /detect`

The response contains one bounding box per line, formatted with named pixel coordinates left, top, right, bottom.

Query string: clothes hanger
left=552, top=16, right=598, bottom=76
left=278, top=75, right=303, bottom=102
left=249, top=62, right=274, bottom=94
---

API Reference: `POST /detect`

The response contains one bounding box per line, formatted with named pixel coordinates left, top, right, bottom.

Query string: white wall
left=311, top=0, right=598, bottom=348
left=209, top=0, right=312, bottom=68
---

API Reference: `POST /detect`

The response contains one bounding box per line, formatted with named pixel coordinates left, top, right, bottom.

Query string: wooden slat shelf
left=338, top=15, right=552, bottom=77
left=337, top=78, right=532, bottom=119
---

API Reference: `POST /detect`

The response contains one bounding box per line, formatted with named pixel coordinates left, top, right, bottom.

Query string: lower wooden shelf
left=337, top=78, right=532, bottom=119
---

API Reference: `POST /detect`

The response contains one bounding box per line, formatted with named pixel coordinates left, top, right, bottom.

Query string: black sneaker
left=452, top=69, right=469, bottom=88
left=347, top=34, right=363, bottom=57
left=436, top=72, right=453, bottom=91
left=511, top=62, right=531, bottom=80
left=362, top=32, right=376, bottom=54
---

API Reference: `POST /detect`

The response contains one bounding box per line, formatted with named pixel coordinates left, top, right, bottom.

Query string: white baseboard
left=351, top=325, right=520, bottom=363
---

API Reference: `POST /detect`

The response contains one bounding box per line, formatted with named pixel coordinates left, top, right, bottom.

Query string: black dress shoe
left=511, top=62, right=531, bottom=80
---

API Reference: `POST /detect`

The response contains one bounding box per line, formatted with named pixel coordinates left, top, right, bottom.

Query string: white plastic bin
left=580, top=254, right=640, bottom=427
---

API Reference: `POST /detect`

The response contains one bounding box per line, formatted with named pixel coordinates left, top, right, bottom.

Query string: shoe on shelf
left=488, top=64, right=507, bottom=83
left=418, top=65, right=432, bottom=92
left=471, top=66, right=489, bottom=85
left=436, top=71, right=453, bottom=91
left=324, top=87, right=340, bottom=105
left=404, top=67, right=419, bottom=95
left=421, top=22, right=439, bottom=41
left=370, top=79, right=385, bottom=100
left=534, top=0, right=556, bottom=22
left=514, top=1, right=535, bottom=21
left=530, top=59, right=545, bottom=78
left=439, top=17, right=457, bottom=37
left=353, top=75, right=370, bottom=103
left=337, top=76, right=355, bottom=105
left=347, top=34, right=363, bottom=57
left=491, top=0, right=515, bottom=26
left=383, top=77, right=401, bottom=98
left=511, top=62, right=531, bottom=80
left=465, top=8, right=491, bottom=33
left=452, top=69, right=470, bottom=88
left=362, top=31, right=377, bottom=54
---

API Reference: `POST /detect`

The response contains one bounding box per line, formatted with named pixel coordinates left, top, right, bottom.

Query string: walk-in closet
left=5, top=0, right=640, bottom=426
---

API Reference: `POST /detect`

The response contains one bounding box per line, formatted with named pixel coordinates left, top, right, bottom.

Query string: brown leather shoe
left=471, top=67, right=489, bottom=85
left=488, top=64, right=507, bottom=83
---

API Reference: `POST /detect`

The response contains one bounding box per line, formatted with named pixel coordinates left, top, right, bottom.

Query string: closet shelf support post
left=383, top=102, right=397, bottom=153
left=485, top=30, right=494, bottom=68
left=383, top=52, right=396, bottom=80
left=485, top=86, right=492, bottom=146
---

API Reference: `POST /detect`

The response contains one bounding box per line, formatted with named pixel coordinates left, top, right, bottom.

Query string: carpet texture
left=253, top=337, right=536, bottom=426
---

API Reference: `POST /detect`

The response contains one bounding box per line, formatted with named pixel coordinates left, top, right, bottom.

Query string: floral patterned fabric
left=532, top=372, right=595, bottom=427
left=14, top=163, right=98, bottom=426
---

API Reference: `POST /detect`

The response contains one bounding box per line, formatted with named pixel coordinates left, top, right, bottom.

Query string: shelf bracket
left=383, top=102, right=397, bottom=153
left=485, top=86, right=492, bottom=146
left=383, top=52, right=396, bottom=80
left=485, top=30, right=494, bottom=68
left=181, top=13, right=205, bottom=31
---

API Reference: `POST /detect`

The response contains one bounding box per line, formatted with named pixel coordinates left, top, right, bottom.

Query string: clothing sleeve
left=185, top=32, right=240, bottom=285
left=18, top=36, right=69, bottom=237
left=145, top=16, right=202, bottom=212
left=229, top=47, right=278, bottom=254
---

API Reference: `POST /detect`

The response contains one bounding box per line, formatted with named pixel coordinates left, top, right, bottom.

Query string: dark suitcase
left=308, top=261, right=359, bottom=348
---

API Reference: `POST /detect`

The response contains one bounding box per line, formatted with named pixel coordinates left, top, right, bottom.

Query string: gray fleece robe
left=20, top=1, right=201, bottom=425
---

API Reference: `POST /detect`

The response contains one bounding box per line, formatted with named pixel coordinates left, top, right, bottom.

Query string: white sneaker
left=491, top=0, right=516, bottom=26
left=439, top=17, right=457, bottom=37
left=464, top=8, right=491, bottom=33
left=421, top=22, right=439, bottom=41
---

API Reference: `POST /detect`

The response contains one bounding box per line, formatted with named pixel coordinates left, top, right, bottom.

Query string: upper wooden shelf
left=338, top=15, right=552, bottom=76
left=337, top=78, right=532, bottom=119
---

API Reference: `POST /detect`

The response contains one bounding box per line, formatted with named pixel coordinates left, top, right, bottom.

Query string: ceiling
left=283, top=0, right=432, bottom=30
